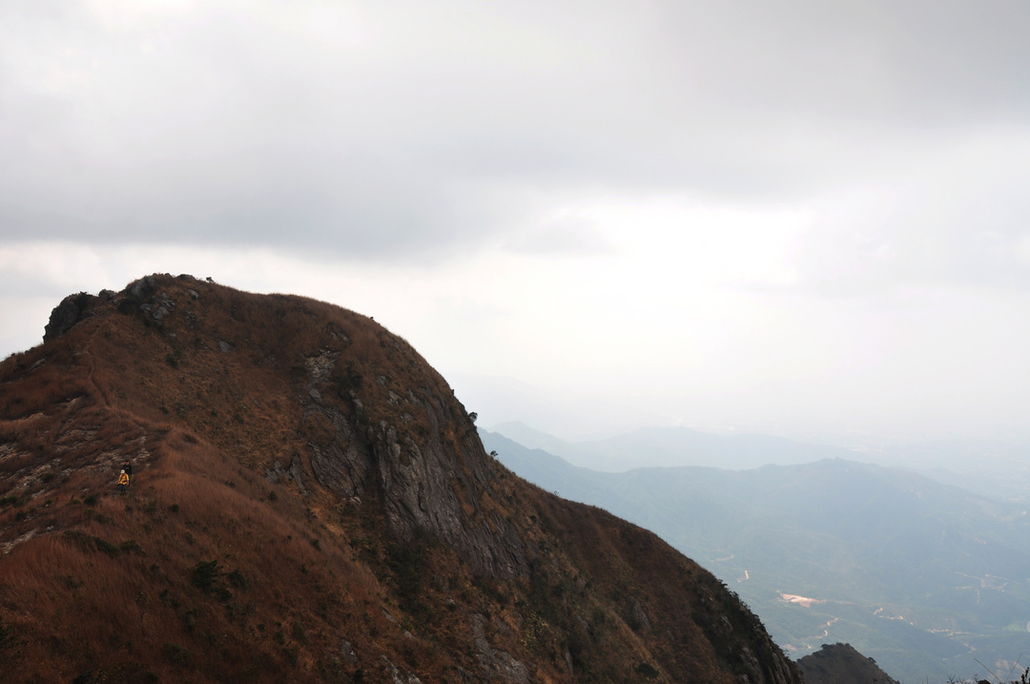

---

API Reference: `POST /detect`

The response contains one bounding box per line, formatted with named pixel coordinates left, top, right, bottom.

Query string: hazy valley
left=481, top=427, right=1030, bottom=684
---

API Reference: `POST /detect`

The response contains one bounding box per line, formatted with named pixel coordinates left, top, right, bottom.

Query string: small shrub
left=119, top=539, right=145, bottom=556
left=191, top=560, right=220, bottom=590
left=63, top=530, right=120, bottom=557
left=163, top=643, right=191, bottom=666
left=94, top=537, right=119, bottom=557
left=84, top=494, right=98, bottom=506
left=0, top=617, right=12, bottom=654
left=117, top=297, right=139, bottom=315
left=227, top=569, right=248, bottom=589
left=634, top=662, right=659, bottom=679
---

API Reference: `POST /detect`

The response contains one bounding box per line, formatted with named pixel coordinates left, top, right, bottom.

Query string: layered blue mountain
left=481, top=429, right=1030, bottom=684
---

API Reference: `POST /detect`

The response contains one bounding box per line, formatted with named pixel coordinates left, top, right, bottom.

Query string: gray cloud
left=1, top=1, right=1027, bottom=261
left=503, top=216, right=613, bottom=255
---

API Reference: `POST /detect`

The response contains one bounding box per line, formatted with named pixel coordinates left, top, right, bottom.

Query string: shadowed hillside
left=797, top=643, right=899, bottom=684
left=0, top=274, right=800, bottom=683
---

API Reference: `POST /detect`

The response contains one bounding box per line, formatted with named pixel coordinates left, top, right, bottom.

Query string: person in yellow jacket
left=117, top=469, right=130, bottom=493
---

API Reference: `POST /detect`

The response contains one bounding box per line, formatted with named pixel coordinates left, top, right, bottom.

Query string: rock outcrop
left=42, top=292, right=93, bottom=341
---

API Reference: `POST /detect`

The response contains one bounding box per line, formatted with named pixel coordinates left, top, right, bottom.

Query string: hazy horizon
left=3, top=1, right=1029, bottom=452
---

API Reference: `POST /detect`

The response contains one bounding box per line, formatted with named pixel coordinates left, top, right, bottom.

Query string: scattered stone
left=304, top=350, right=339, bottom=382
left=629, top=596, right=651, bottom=632
left=339, top=639, right=357, bottom=664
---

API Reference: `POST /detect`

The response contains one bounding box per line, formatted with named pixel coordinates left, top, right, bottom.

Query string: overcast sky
left=2, top=1, right=1029, bottom=447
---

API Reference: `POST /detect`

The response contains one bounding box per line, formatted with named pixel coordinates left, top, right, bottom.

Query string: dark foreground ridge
left=0, top=274, right=801, bottom=683
left=798, top=643, right=900, bottom=684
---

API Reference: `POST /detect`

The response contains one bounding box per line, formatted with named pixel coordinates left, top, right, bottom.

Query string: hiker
left=117, top=469, right=130, bottom=493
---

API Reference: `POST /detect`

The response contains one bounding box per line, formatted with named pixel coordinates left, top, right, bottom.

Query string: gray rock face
left=381, top=656, right=422, bottom=684
left=297, top=349, right=528, bottom=578
left=471, top=613, right=530, bottom=684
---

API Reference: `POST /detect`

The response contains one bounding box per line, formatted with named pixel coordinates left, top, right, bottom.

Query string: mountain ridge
left=0, top=274, right=800, bottom=683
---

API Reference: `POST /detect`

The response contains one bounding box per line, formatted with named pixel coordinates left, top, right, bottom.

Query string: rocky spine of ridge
left=0, top=274, right=802, bottom=684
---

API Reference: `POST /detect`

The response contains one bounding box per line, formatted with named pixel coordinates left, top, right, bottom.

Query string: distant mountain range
left=489, top=421, right=855, bottom=471
left=482, top=427, right=1030, bottom=684
left=488, top=421, right=1030, bottom=504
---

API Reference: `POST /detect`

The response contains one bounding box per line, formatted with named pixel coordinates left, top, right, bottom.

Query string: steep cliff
left=0, top=274, right=801, bottom=683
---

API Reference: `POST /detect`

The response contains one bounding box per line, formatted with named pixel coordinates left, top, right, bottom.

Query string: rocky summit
left=0, top=274, right=801, bottom=683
